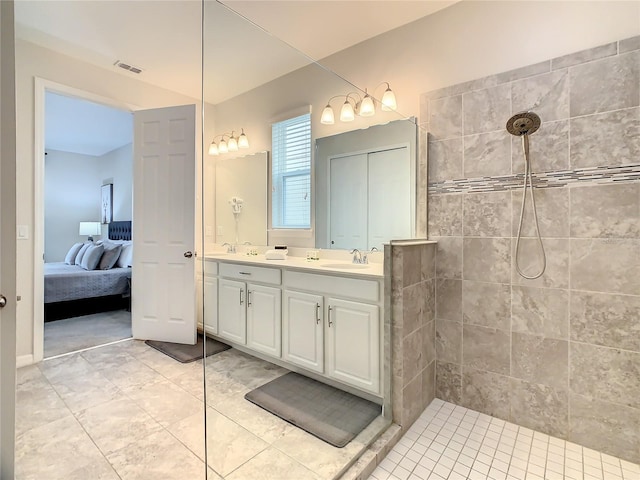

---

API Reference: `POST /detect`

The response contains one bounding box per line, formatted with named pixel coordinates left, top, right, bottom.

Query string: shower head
left=506, top=111, right=541, bottom=136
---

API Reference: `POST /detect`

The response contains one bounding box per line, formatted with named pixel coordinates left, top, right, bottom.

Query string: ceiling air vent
left=113, top=60, right=143, bottom=74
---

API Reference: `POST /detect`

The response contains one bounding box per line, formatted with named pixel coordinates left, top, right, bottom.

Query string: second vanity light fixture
left=320, top=82, right=397, bottom=125
left=208, top=128, right=250, bottom=156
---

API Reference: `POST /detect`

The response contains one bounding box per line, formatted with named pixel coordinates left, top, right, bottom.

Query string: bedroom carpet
left=44, top=309, right=132, bottom=358
left=245, top=372, right=382, bottom=448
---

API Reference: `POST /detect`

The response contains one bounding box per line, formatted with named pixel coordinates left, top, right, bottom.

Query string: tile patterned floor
left=16, top=339, right=382, bottom=480
left=369, top=399, right=640, bottom=480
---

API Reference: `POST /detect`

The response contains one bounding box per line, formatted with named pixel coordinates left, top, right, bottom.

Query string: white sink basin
left=321, top=263, right=370, bottom=270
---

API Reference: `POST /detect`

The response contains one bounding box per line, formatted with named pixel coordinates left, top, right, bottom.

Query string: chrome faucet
left=361, top=246, right=379, bottom=265
left=222, top=242, right=236, bottom=253
left=350, top=249, right=363, bottom=264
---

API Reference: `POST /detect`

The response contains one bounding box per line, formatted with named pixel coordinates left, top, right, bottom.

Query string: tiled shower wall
left=422, top=37, right=640, bottom=463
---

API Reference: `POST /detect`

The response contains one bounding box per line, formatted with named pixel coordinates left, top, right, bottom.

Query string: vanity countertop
left=203, top=253, right=384, bottom=278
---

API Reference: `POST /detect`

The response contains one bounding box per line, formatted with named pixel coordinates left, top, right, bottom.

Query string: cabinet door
left=218, top=279, right=246, bottom=344
left=203, top=276, right=218, bottom=335
left=246, top=284, right=281, bottom=358
left=283, top=290, right=324, bottom=373
left=326, top=298, right=380, bottom=394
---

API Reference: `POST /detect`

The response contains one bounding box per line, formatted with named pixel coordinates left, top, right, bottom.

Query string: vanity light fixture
left=320, top=82, right=397, bottom=125
left=208, top=129, right=250, bottom=156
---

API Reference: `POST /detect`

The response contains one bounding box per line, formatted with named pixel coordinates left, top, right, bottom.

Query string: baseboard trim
left=16, top=354, right=35, bottom=368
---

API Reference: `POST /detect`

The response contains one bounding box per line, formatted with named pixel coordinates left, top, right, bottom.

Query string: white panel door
left=326, top=298, right=380, bottom=394
left=218, top=279, right=246, bottom=344
left=0, top=1, right=17, bottom=474
left=203, top=276, right=218, bottom=335
left=368, top=147, right=411, bottom=250
left=329, top=154, right=367, bottom=249
left=132, top=105, right=196, bottom=344
left=246, top=284, right=281, bottom=358
left=283, top=290, right=324, bottom=373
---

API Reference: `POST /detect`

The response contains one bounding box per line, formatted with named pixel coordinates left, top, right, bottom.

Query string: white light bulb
left=340, top=100, right=355, bottom=122
left=381, top=87, right=397, bottom=111
left=218, top=139, right=228, bottom=153
left=238, top=130, right=249, bottom=149
left=208, top=141, right=219, bottom=155
left=321, top=104, right=335, bottom=124
left=359, top=94, right=375, bottom=117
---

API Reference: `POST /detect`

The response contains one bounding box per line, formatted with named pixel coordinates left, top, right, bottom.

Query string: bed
left=44, top=221, right=132, bottom=320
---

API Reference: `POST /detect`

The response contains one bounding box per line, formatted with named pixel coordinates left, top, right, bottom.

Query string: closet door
left=329, top=153, right=367, bottom=250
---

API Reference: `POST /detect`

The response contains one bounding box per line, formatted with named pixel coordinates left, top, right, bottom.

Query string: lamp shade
left=79, top=222, right=101, bottom=236
left=228, top=135, right=239, bottom=152
left=208, top=141, right=219, bottom=155
left=359, top=94, right=375, bottom=117
left=218, top=139, right=228, bottom=153
left=320, top=104, right=335, bottom=124
left=340, top=100, right=355, bottom=122
left=238, top=130, right=249, bottom=148
left=381, top=87, right=397, bottom=111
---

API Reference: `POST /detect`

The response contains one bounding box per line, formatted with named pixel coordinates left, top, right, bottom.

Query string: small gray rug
left=145, top=334, right=230, bottom=363
left=245, top=372, right=381, bottom=448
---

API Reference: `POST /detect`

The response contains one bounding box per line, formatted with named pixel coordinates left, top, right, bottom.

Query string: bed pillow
left=74, top=242, right=92, bottom=265
left=64, top=242, right=84, bottom=265
left=79, top=244, right=104, bottom=270
left=116, top=243, right=133, bottom=268
left=98, top=243, right=122, bottom=270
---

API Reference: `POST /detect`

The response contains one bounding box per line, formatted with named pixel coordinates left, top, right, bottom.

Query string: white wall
left=208, top=0, right=640, bottom=248
left=44, top=150, right=102, bottom=262
left=16, top=39, right=208, bottom=360
left=100, top=143, right=133, bottom=223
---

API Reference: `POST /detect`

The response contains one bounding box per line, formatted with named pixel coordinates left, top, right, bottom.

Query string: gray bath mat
left=145, top=334, right=230, bottom=363
left=245, top=372, right=381, bottom=447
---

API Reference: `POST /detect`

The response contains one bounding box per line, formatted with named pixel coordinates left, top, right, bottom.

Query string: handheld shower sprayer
left=507, top=111, right=546, bottom=280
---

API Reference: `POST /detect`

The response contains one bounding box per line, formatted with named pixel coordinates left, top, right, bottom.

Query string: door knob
left=0, top=295, right=6, bottom=308
left=184, top=251, right=193, bottom=258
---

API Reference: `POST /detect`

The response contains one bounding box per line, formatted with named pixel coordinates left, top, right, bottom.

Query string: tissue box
left=265, top=249, right=287, bottom=260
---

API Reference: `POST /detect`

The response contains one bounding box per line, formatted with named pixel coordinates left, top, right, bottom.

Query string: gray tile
left=423, top=76, right=500, bottom=102
left=402, top=370, right=424, bottom=427
left=461, top=367, right=510, bottom=420
left=569, top=393, right=640, bottom=464
left=463, top=84, right=511, bottom=135
left=463, top=130, right=512, bottom=178
left=463, top=191, right=511, bottom=237
left=421, top=244, right=437, bottom=282
left=428, top=138, right=463, bottom=183
left=462, top=281, right=511, bottom=330
left=226, top=447, right=320, bottom=480
left=435, top=278, right=462, bottom=322
left=570, top=238, right=640, bottom=295
left=423, top=360, right=436, bottom=409
left=512, top=286, right=569, bottom=340
left=511, top=186, right=570, bottom=238
left=569, top=51, right=640, bottom=117
left=462, top=325, right=510, bottom=375
left=463, top=237, right=511, bottom=284
left=436, top=319, right=462, bottom=364
left=510, top=378, right=569, bottom=438
left=403, top=328, right=424, bottom=384
left=511, top=332, right=568, bottom=389
left=436, top=361, right=461, bottom=404
left=403, top=282, right=425, bottom=336
left=512, top=120, right=569, bottom=174
left=570, top=183, right=640, bottom=239
left=429, top=95, right=462, bottom=140
left=552, top=42, right=617, bottom=70
left=570, top=290, right=640, bottom=352
left=571, top=342, right=640, bottom=409
left=428, top=194, right=462, bottom=237
left=402, top=245, right=422, bottom=287
left=570, top=107, right=640, bottom=169
left=512, top=69, right=569, bottom=122
left=513, top=238, right=569, bottom=289
left=434, top=236, right=462, bottom=279
left=620, top=35, right=640, bottom=54
left=423, top=319, right=436, bottom=366
left=495, top=61, right=551, bottom=85
left=48, top=369, right=123, bottom=414
left=15, top=377, right=73, bottom=437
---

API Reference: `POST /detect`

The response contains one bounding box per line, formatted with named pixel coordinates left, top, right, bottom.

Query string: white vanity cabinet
left=283, top=291, right=324, bottom=373
left=217, top=263, right=282, bottom=357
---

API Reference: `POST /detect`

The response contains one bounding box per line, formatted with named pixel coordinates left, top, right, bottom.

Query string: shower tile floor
left=368, top=399, right=640, bottom=480
left=15, top=339, right=382, bottom=480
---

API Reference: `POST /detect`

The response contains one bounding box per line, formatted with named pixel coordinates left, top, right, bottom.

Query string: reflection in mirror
left=315, top=119, right=417, bottom=250
left=215, top=152, right=268, bottom=246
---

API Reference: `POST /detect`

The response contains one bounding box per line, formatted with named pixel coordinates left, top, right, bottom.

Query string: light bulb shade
left=208, top=141, right=219, bottom=155
left=238, top=131, right=249, bottom=149
left=359, top=95, right=375, bottom=117
left=218, top=139, right=228, bottom=153
left=228, top=136, right=238, bottom=152
left=381, top=87, right=397, bottom=111
left=79, top=221, right=101, bottom=236
left=320, top=104, right=335, bottom=125
left=340, top=100, right=355, bottom=122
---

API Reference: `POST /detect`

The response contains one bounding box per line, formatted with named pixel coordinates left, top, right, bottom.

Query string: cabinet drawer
left=284, top=270, right=379, bottom=303
left=204, top=260, right=218, bottom=277
left=219, top=262, right=281, bottom=285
